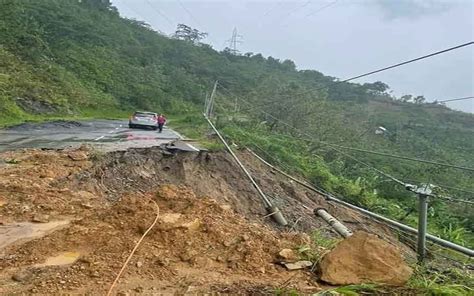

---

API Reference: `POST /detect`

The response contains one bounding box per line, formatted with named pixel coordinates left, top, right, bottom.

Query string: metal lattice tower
left=226, top=27, right=243, bottom=55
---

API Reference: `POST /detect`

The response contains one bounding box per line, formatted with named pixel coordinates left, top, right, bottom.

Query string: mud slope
left=76, top=147, right=404, bottom=240
left=0, top=146, right=413, bottom=294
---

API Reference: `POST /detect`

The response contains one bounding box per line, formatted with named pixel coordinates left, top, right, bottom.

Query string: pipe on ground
left=314, top=208, right=353, bottom=238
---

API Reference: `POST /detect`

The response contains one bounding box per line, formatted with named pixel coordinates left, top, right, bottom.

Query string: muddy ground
left=0, top=146, right=416, bottom=295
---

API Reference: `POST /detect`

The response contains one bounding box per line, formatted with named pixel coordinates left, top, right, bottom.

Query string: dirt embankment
left=0, top=146, right=413, bottom=294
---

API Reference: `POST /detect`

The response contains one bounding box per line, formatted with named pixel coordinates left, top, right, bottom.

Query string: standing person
left=157, top=114, right=166, bottom=133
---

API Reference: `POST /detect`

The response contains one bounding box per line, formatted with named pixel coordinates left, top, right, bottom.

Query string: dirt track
left=0, top=146, right=415, bottom=294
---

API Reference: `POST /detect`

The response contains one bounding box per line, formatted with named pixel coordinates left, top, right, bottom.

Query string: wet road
left=0, top=120, right=198, bottom=152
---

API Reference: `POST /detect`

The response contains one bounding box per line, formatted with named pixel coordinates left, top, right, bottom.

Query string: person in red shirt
left=157, top=114, right=166, bottom=133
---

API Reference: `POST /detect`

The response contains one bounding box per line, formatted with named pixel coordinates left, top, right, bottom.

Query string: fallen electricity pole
left=203, top=114, right=288, bottom=226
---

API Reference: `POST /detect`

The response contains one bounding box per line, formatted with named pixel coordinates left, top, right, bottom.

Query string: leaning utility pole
left=203, top=82, right=287, bottom=227
left=204, top=81, right=218, bottom=118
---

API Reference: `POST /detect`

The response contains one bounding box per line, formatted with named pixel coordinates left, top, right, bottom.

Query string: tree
left=362, top=81, right=389, bottom=95
left=281, top=59, right=296, bottom=71
left=413, top=95, right=426, bottom=104
left=401, top=95, right=413, bottom=102
left=172, top=24, right=207, bottom=44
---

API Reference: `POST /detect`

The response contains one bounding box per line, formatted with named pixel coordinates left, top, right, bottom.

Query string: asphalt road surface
left=0, top=120, right=198, bottom=152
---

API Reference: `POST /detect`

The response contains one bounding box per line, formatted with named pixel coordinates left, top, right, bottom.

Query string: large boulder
left=319, top=232, right=412, bottom=286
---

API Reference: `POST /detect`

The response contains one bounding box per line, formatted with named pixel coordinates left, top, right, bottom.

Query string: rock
left=283, top=260, right=313, bottom=270
left=191, top=257, right=212, bottom=268
left=179, top=250, right=198, bottom=262
left=156, top=258, right=170, bottom=267
left=179, top=218, right=201, bottom=231
left=77, top=191, right=96, bottom=200
left=68, top=151, right=88, bottom=161
left=81, top=203, right=93, bottom=209
left=134, top=286, right=144, bottom=293
left=90, top=271, right=100, bottom=278
left=219, top=204, right=232, bottom=211
left=136, top=261, right=143, bottom=268
left=278, top=249, right=297, bottom=261
left=78, top=144, right=92, bottom=152
left=319, top=232, right=413, bottom=286
left=12, top=270, right=33, bottom=282
left=160, top=213, right=182, bottom=224
left=215, top=255, right=225, bottom=262
left=0, top=195, right=6, bottom=207
left=32, top=214, right=50, bottom=223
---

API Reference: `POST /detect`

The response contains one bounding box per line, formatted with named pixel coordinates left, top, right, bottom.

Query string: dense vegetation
left=1, top=0, right=473, bottom=252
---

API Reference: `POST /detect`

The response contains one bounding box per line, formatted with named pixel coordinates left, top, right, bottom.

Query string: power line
left=144, top=0, right=175, bottom=27
left=176, top=0, right=202, bottom=27
left=175, top=0, right=219, bottom=46
left=239, top=41, right=474, bottom=110
left=279, top=0, right=312, bottom=21
left=305, top=0, right=339, bottom=17
left=437, top=96, right=474, bottom=103
left=433, top=195, right=474, bottom=206
left=216, top=85, right=474, bottom=206
left=115, top=0, right=148, bottom=21
left=217, top=85, right=474, bottom=173
left=218, top=99, right=474, bottom=206
left=216, top=86, right=407, bottom=186
left=333, top=145, right=474, bottom=172
left=217, top=87, right=474, bottom=207
left=341, top=41, right=474, bottom=83
left=405, top=179, right=474, bottom=196
left=237, top=118, right=474, bottom=200
left=262, top=1, right=284, bottom=16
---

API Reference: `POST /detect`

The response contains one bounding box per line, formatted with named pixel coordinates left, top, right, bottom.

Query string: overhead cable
left=217, top=86, right=407, bottom=186
left=341, top=41, right=474, bottom=83
left=176, top=0, right=202, bottom=27
left=144, top=0, right=175, bottom=26
left=217, top=85, right=474, bottom=173
left=305, top=0, right=339, bottom=17
left=218, top=93, right=474, bottom=206
left=437, top=96, right=474, bottom=103
left=334, top=145, right=474, bottom=172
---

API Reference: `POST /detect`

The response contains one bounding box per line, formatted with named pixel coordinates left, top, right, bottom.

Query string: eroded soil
left=0, top=146, right=415, bottom=294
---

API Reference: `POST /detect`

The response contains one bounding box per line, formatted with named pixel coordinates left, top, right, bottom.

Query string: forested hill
left=1, top=0, right=471, bottom=121
left=1, top=0, right=473, bottom=244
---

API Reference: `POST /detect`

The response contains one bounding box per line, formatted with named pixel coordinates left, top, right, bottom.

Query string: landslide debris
left=0, top=148, right=323, bottom=294
left=319, top=232, right=413, bottom=286
left=0, top=146, right=418, bottom=294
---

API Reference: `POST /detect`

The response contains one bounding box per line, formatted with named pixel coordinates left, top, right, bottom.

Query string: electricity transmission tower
left=226, top=27, right=243, bottom=55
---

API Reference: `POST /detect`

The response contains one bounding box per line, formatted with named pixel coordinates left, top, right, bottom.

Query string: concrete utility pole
left=411, top=184, right=432, bottom=264
left=226, top=27, right=243, bottom=55
left=204, top=81, right=218, bottom=118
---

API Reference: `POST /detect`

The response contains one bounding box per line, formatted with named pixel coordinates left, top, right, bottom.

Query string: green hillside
left=1, top=0, right=473, bottom=247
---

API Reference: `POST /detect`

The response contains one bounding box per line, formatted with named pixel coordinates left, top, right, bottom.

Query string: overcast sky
left=111, top=0, right=474, bottom=113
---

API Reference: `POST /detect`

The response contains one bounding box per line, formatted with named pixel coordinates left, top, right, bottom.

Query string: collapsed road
left=0, top=120, right=199, bottom=153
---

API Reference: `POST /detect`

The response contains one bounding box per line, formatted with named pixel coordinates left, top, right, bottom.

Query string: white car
left=128, top=111, right=159, bottom=130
